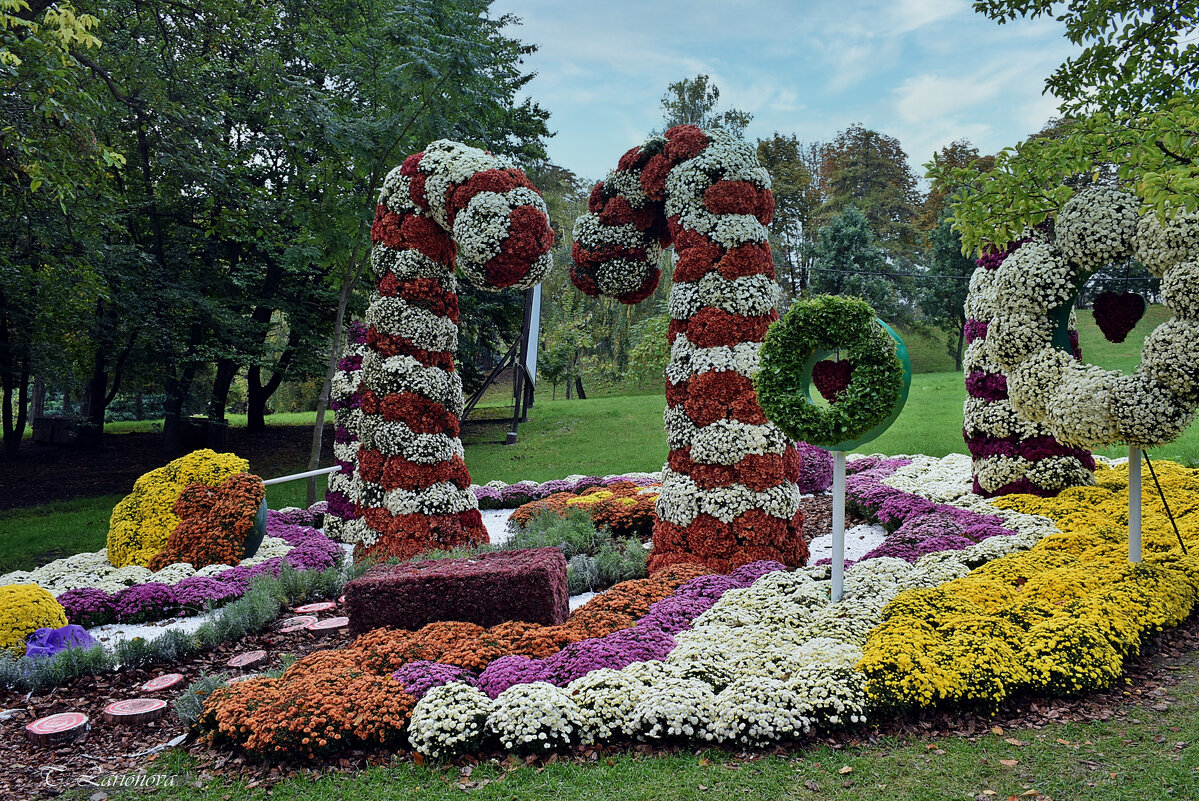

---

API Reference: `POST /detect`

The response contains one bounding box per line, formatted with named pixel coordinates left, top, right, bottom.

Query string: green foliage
left=175, top=672, right=229, bottom=730
left=660, top=74, right=752, bottom=135
left=918, top=218, right=976, bottom=370
left=757, top=133, right=822, bottom=298
left=818, top=125, right=921, bottom=253
left=929, top=99, right=1199, bottom=253
left=757, top=295, right=906, bottom=449
left=809, top=207, right=912, bottom=327
left=974, top=0, right=1199, bottom=114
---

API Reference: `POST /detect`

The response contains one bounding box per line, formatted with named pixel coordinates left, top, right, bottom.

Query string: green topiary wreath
left=756, top=295, right=910, bottom=450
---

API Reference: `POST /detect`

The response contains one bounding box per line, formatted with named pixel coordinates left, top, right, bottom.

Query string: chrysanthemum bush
left=572, top=124, right=806, bottom=574
left=107, top=449, right=249, bottom=568
left=408, top=682, right=492, bottom=758
left=859, top=461, right=1199, bottom=711
left=508, top=480, right=660, bottom=538
left=0, top=584, right=67, bottom=655
left=150, top=472, right=265, bottom=570
left=353, top=140, right=553, bottom=561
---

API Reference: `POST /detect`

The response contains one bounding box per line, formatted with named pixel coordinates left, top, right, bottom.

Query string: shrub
left=0, top=585, right=68, bottom=655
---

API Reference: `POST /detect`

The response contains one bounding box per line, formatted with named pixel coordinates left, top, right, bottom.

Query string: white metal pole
left=263, top=465, right=341, bottom=486
left=1129, top=445, right=1142, bottom=563
left=832, top=450, right=846, bottom=602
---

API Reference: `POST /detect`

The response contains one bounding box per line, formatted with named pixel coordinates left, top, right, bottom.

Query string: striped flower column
left=356, top=140, right=554, bottom=560
left=963, top=240, right=1095, bottom=496
left=325, top=321, right=368, bottom=543
left=572, top=125, right=806, bottom=575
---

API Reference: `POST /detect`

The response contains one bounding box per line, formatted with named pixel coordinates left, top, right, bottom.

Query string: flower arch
left=349, top=140, right=554, bottom=560
left=572, top=125, right=806, bottom=574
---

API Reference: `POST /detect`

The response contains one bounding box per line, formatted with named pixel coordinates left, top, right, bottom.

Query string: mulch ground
left=0, top=425, right=333, bottom=512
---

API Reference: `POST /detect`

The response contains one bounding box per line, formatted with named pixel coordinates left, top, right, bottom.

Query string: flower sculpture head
left=355, top=140, right=554, bottom=560
left=571, top=125, right=806, bottom=575
left=984, top=188, right=1199, bottom=449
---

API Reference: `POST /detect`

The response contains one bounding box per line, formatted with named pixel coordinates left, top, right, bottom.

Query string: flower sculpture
left=571, top=125, right=805, bottom=574
left=962, top=236, right=1096, bottom=497
left=986, top=188, right=1199, bottom=449
left=149, top=472, right=265, bottom=571
left=325, top=321, right=368, bottom=543
left=756, top=295, right=909, bottom=450
left=107, top=449, right=250, bottom=567
left=357, top=140, right=554, bottom=560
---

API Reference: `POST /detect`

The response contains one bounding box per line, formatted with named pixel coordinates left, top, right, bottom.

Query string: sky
left=488, top=0, right=1080, bottom=184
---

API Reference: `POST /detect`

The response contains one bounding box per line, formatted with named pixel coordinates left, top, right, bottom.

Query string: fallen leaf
left=838, top=766, right=853, bottom=775
left=1000, top=759, right=1019, bottom=768
left=1005, top=738, right=1026, bottom=747
left=992, top=726, right=1004, bottom=735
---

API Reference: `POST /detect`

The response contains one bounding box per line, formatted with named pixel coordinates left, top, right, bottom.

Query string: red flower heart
left=811, top=359, right=855, bottom=403
left=1092, top=291, right=1146, bottom=343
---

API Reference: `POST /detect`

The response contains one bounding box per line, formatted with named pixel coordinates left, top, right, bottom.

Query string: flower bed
left=861, top=460, right=1199, bottom=711
left=1, top=512, right=343, bottom=629
left=507, top=481, right=660, bottom=538
left=193, top=455, right=1199, bottom=760
left=472, top=472, right=661, bottom=510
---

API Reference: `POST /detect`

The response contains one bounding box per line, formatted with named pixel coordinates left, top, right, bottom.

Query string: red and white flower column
left=572, top=125, right=806, bottom=575
left=358, top=140, right=554, bottom=560
left=325, top=321, right=369, bottom=543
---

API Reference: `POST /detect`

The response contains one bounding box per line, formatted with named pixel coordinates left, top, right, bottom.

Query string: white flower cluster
left=361, top=352, right=464, bottom=416
left=1133, top=208, right=1199, bottom=277
left=412, top=140, right=515, bottom=230
left=486, top=682, right=583, bottom=751
left=408, top=682, right=493, bottom=759
left=383, top=482, right=477, bottom=517
left=710, top=676, right=811, bottom=744
left=986, top=189, right=1199, bottom=448
left=656, top=467, right=799, bottom=526
left=629, top=677, right=718, bottom=740
left=359, top=419, right=463, bottom=464
left=663, top=412, right=791, bottom=464
left=0, top=537, right=293, bottom=597
left=665, top=335, right=761, bottom=384
left=668, top=272, right=778, bottom=320
left=1055, top=187, right=1139, bottom=270
left=566, top=668, right=648, bottom=743
left=366, top=292, right=459, bottom=352
left=370, top=243, right=448, bottom=283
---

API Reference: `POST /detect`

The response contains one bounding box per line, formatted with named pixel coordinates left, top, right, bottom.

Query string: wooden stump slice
left=338, top=595, right=346, bottom=604
left=142, top=673, right=185, bottom=693
left=26, top=712, right=89, bottom=746
left=293, top=601, right=336, bottom=614
left=308, top=616, right=349, bottom=634
left=103, top=698, right=168, bottom=725
left=227, top=649, right=268, bottom=669
left=277, top=615, right=318, bottom=633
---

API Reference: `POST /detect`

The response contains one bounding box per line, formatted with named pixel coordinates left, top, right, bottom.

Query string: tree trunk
left=246, top=327, right=302, bottom=434
left=208, top=359, right=238, bottom=418
left=31, top=376, right=45, bottom=420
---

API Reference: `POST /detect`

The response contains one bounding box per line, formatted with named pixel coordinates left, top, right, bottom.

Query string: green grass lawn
left=93, top=647, right=1198, bottom=801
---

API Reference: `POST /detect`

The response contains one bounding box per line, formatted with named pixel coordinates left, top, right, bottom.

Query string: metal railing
left=262, top=466, right=340, bottom=486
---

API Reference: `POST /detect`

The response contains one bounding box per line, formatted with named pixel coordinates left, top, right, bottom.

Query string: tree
left=920, top=217, right=976, bottom=370
left=818, top=124, right=922, bottom=255
left=757, top=133, right=822, bottom=297
left=975, top=0, right=1199, bottom=115
left=936, top=2, right=1199, bottom=253
left=809, top=206, right=913, bottom=326
left=918, top=140, right=994, bottom=235
left=660, top=74, right=752, bottom=136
